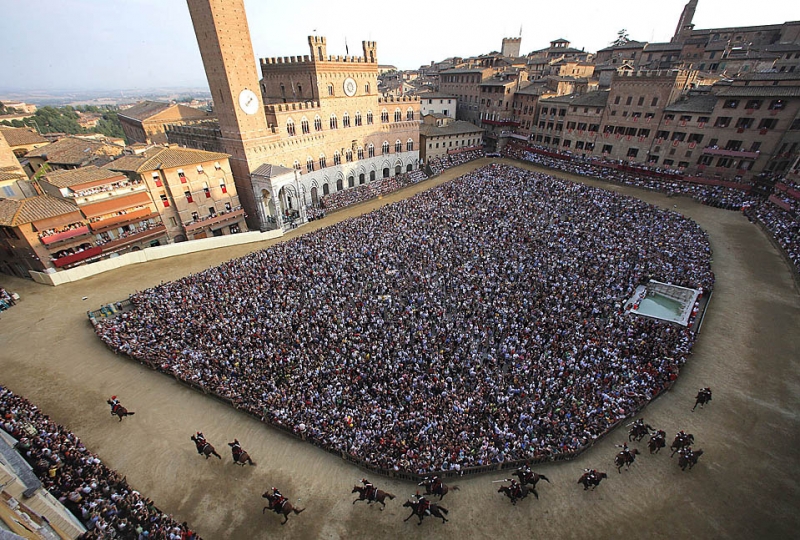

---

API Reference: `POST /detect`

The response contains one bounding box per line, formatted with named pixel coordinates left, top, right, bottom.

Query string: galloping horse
left=513, top=469, right=552, bottom=498
left=648, top=430, right=667, bottom=454
left=107, top=399, right=135, bottom=422
left=670, top=432, right=695, bottom=457
left=418, top=477, right=460, bottom=500
left=402, top=499, right=449, bottom=525
left=577, top=471, right=608, bottom=490
left=351, top=485, right=395, bottom=509
left=262, top=492, right=305, bottom=524
left=692, top=388, right=712, bottom=411
left=190, top=434, right=222, bottom=459
left=614, top=448, right=640, bottom=473
left=498, top=483, right=530, bottom=505
left=678, top=448, right=704, bottom=471
left=628, top=420, right=655, bottom=441
left=227, top=439, right=255, bottom=466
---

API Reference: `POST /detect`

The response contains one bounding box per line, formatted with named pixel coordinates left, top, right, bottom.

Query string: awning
left=80, top=192, right=152, bottom=219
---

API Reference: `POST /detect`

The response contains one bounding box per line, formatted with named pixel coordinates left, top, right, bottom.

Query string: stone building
left=175, top=1, right=420, bottom=231
left=438, top=67, right=494, bottom=123
left=418, top=93, right=457, bottom=118
left=419, top=115, right=483, bottom=162
left=117, top=101, right=215, bottom=145
left=0, top=127, right=49, bottom=158
left=23, top=136, right=124, bottom=178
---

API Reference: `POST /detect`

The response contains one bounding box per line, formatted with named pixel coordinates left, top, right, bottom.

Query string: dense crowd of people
left=0, top=286, right=17, bottom=313
left=745, top=197, right=800, bottom=271
left=502, top=143, right=756, bottom=210
left=94, top=164, right=713, bottom=475
left=427, top=149, right=485, bottom=176
left=0, top=385, right=198, bottom=539
left=319, top=170, right=429, bottom=212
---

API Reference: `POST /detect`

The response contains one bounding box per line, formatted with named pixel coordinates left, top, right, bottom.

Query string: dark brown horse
left=402, top=499, right=448, bottom=525
left=351, top=485, right=395, bottom=509
left=678, top=448, right=704, bottom=471
left=577, top=470, right=608, bottom=490
left=614, top=448, right=640, bottom=473
left=107, top=400, right=135, bottom=422
left=692, top=388, right=712, bottom=411
left=670, top=432, right=695, bottom=457
left=628, top=420, right=654, bottom=441
left=190, top=434, right=221, bottom=459
left=513, top=469, right=552, bottom=494
left=262, top=492, right=305, bottom=524
left=418, top=477, right=460, bottom=500
left=227, top=439, right=255, bottom=466
left=648, top=430, right=666, bottom=454
left=498, top=483, right=529, bottom=505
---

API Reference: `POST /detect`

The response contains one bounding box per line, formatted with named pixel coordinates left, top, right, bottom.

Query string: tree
left=611, top=29, right=631, bottom=47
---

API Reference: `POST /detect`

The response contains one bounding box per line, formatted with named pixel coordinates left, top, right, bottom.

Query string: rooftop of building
left=0, top=126, right=49, bottom=147
left=440, top=67, right=490, bottom=74
left=24, top=137, right=121, bottom=166
left=43, top=165, right=126, bottom=189
left=0, top=170, right=27, bottom=182
left=420, top=120, right=483, bottom=137
left=597, top=40, right=648, bottom=52
left=117, top=101, right=173, bottom=121
left=643, top=42, right=684, bottom=52
left=664, top=93, right=718, bottom=113
left=105, top=146, right=230, bottom=173
left=715, top=85, right=800, bottom=98
left=251, top=163, right=295, bottom=178
left=0, top=195, right=79, bottom=226
left=417, top=92, right=457, bottom=100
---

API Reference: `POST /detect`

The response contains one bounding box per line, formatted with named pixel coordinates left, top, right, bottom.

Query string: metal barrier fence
left=87, top=299, right=133, bottom=323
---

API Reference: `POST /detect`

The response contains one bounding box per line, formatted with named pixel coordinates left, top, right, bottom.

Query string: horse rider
left=701, top=387, right=712, bottom=401
left=230, top=439, right=243, bottom=459
left=616, top=442, right=632, bottom=460
left=584, top=468, right=598, bottom=482
left=193, top=432, right=207, bottom=454
left=519, top=464, right=532, bottom=480
left=430, top=475, right=442, bottom=494
left=414, top=492, right=431, bottom=515
left=509, top=479, right=523, bottom=500
left=361, top=478, right=375, bottom=500
left=270, top=487, right=286, bottom=511
left=109, top=396, right=120, bottom=415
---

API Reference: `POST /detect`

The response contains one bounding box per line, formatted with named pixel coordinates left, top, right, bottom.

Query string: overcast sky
left=1, top=0, right=799, bottom=92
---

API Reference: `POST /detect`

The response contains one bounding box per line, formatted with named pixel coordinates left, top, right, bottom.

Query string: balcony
left=99, top=225, right=167, bottom=253
left=52, top=246, right=102, bottom=268
left=701, top=147, right=760, bottom=159
left=90, top=209, right=158, bottom=234
left=40, top=225, right=91, bottom=246
left=184, top=208, right=245, bottom=234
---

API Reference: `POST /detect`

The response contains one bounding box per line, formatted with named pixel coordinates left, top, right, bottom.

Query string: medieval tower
left=186, top=0, right=275, bottom=228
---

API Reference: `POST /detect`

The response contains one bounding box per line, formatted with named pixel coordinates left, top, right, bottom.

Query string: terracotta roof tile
left=25, top=137, right=122, bottom=166
left=117, top=101, right=172, bottom=121
left=0, top=127, right=49, bottom=147
left=105, top=146, right=229, bottom=173
left=0, top=195, right=80, bottom=227
left=44, top=165, right=127, bottom=188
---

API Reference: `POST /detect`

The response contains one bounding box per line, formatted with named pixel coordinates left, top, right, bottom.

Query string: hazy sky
left=1, top=0, right=799, bottom=92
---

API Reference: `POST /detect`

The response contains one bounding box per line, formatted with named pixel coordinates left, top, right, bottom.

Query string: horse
left=614, top=448, right=640, bottom=473
left=262, top=492, right=305, bottom=525
left=692, top=388, right=712, bottom=411
left=678, top=449, right=704, bottom=471
left=402, top=499, right=448, bottom=525
left=190, top=434, right=221, bottom=459
left=648, top=430, right=667, bottom=454
left=513, top=469, right=552, bottom=497
left=577, top=471, right=608, bottom=490
left=351, top=485, right=395, bottom=509
left=107, top=400, right=135, bottom=422
left=418, top=477, right=460, bottom=500
left=670, top=433, right=695, bottom=457
left=628, top=421, right=654, bottom=441
left=227, top=440, right=255, bottom=466
left=498, top=484, right=529, bottom=505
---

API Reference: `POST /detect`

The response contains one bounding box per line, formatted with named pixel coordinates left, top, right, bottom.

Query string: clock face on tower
left=238, top=89, right=259, bottom=115
left=343, top=77, right=357, bottom=97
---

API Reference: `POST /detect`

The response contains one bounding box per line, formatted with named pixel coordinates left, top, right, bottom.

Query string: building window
left=368, top=143, right=375, bottom=157
left=327, top=84, right=334, bottom=96
left=638, top=96, right=644, bottom=106
left=602, top=144, right=613, bottom=154
left=203, top=183, right=211, bottom=198
left=651, top=97, right=658, bottom=107
left=382, top=141, right=390, bottom=154
left=365, top=83, right=370, bottom=93
left=627, top=148, right=639, bottom=158
left=333, top=151, right=341, bottom=165
left=367, top=111, right=374, bottom=124
left=293, top=160, right=301, bottom=171
left=357, top=147, right=364, bottom=160
left=314, top=115, right=322, bottom=131
left=342, top=112, right=350, bottom=128
left=406, top=108, right=414, bottom=121
left=286, top=119, right=295, bottom=136
left=178, top=169, right=187, bottom=183
left=745, top=99, right=762, bottom=110
left=191, top=211, right=199, bottom=221
left=306, top=157, right=314, bottom=172
left=319, top=154, right=327, bottom=168
left=209, top=207, right=216, bottom=217
left=768, top=99, right=786, bottom=110
left=346, top=150, right=353, bottom=162
left=160, top=194, right=169, bottom=207
left=301, top=117, right=310, bottom=134
left=395, top=140, right=402, bottom=153
left=329, top=114, right=338, bottom=129
left=723, top=99, right=739, bottom=109
left=759, top=118, right=778, bottom=130
left=219, top=180, right=227, bottom=193
left=406, top=139, right=413, bottom=151
left=714, top=117, right=731, bottom=128
left=185, top=191, right=193, bottom=204
left=381, top=109, right=389, bottom=123
left=152, top=172, right=162, bottom=187
left=355, top=111, right=362, bottom=126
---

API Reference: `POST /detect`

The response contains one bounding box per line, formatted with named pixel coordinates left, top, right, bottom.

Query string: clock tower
left=186, top=0, right=275, bottom=228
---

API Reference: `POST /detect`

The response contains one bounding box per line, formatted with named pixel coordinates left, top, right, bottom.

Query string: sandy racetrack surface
left=1, top=158, right=798, bottom=539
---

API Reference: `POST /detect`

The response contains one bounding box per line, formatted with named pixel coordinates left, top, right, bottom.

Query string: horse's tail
left=438, top=506, right=449, bottom=515
left=294, top=507, right=305, bottom=515
left=127, top=411, right=135, bottom=416
left=450, top=485, right=460, bottom=491
left=386, top=492, right=396, bottom=500
left=541, top=474, right=551, bottom=483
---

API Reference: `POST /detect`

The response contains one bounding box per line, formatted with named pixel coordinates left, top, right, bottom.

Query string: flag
left=345, top=38, right=349, bottom=56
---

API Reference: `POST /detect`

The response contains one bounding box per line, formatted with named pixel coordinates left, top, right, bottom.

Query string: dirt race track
left=1, top=158, right=799, bottom=539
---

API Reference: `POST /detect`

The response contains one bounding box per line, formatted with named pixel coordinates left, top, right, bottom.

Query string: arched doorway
left=311, top=186, right=319, bottom=207
left=323, top=183, right=330, bottom=195
left=261, top=188, right=279, bottom=229
left=383, top=168, right=390, bottom=178
left=336, top=178, right=343, bottom=191
left=359, top=173, right=365, bottom=184
left=406, top=164, right=412, bottom=172
left=370, top=171, right=376, bottom=181
left=348, top=176, right=354, bottom=188
left=395, top=165, right=401, bottom=175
